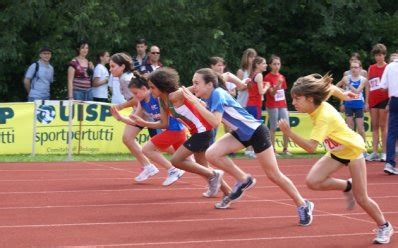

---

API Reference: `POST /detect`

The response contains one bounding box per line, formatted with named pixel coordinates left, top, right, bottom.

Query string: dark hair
left=96, top=51, right=108, bottom=64
left=291, top=73, right=333, bottom=106
left=350, top=52, right=361, bottom=60
left=251, top=56, right=266, bottom=73
left=268, top=54, right=281, bottom=64
left=75, top=40, right=89, bottom=56
left=148, top=67, right=180, bottom=93
left=209, top=56, right=225, bottom=66
left=136, top=38, right=147, bottom=45
left=195, top=68, right=227, bottom=91
left=110, top=53, right=134, bottom=73
left=129, top=72, right=149, bottom=89
left=371, top=43, right=387, bottom=56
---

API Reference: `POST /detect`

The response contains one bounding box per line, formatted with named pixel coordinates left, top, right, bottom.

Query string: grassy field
left=0, top=153, right=323, bottom=163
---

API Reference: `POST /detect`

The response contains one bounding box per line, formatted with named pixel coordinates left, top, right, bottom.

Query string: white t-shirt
left=381, top=59, right=398, bottom=97
left=92, top=64, right=109, bottom=99
left=108, top=75, right=126, bottom=104
left=119, top=72, right=134, bottom=100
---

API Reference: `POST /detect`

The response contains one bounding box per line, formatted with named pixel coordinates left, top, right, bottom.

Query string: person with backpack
left=23, top=46, right=54, bottom=101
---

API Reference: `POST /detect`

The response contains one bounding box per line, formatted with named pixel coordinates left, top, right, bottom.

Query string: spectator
left=108, top=75, right=126, bottom=104
left=237, top=48, right=257, bottom=107
left=366, top=43, right=389, bottom=162
left=92, top=51, right=110, bottom=102
left=67, top=41, right=94, bottom=101
left=132, top=38, right=148, bottom=73
left=337, top=60, right=367, bottom=144
left=111, top=53, right=135, bottom=101
left=23, top=46, right=54, bottom=101
left=264, top=55, right=291, bottom=156
left=209, top=56, right=237, bottom=96
left=142, top=45, right=163, bottom=76
left=343, top=52, right=368, bottom=78
left=381, top=53, right=398, bottom=175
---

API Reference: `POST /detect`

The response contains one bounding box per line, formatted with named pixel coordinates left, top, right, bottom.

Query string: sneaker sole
left=230, top=178, right=257, bottom=203
left=215, top=203, right=231, bottom=209
left=207, top=170, right=225, bottom=197
left=300, top=201, right=314, bottom=227
left=384, top=168, right=398, bottom=175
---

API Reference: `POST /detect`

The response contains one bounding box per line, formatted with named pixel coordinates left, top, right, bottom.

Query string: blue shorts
left=344, top=107, right=364, bottom=118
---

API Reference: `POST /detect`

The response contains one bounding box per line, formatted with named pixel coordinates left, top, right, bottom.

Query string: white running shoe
left=134, top=164, right=159, bottom=182
left=244, top=150, right=256, bottom=158
left=373, top=222, right=394, bottom=244
left=344, top=178, right=355, bottom=210
left=381, top=153, right=387, bottom=162
left=162, top=168, right=185, bottom=186
left=206, top=170, right=224, bottom=197
left=384, top=163, right=398, bottom=175
left=366, top=152, right=380, bottom=162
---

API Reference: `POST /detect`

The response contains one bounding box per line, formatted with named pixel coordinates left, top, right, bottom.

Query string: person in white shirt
left=108, top=75, right=126, bottom=104
left=92, top=51, right=110, bottom=102
left=381, top=54, right=398, bottom=175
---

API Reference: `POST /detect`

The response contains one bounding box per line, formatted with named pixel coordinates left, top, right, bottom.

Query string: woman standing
left=92, top=51, right=110, bottom=102
left=67, top=41, right=94, bottom=101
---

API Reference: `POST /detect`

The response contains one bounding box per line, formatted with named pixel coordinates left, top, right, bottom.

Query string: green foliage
left=0, top=0, right=397, bottom=107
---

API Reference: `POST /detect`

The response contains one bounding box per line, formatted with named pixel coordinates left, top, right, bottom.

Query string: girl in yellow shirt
left=278, top=74, right=393, bottom=245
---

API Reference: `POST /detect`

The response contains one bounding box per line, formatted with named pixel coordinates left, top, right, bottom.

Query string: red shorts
left=150, top=130, right=187, bottom=151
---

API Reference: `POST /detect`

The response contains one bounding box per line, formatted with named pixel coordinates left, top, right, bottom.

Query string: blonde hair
left=291, top=74, right=333, bottom=105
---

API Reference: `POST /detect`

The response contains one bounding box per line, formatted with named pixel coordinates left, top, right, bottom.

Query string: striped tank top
left=166, top=97, right=213, bottom=135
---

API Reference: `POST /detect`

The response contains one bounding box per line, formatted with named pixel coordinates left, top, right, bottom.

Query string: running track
left=0, top=158, right=396, bottom=247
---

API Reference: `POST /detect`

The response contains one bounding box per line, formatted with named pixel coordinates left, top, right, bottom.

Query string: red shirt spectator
left=264, top=72, right=288, bottom=108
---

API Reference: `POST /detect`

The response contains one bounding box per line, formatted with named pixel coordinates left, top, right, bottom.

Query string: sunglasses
left=151, top=52, right=160, bottom=55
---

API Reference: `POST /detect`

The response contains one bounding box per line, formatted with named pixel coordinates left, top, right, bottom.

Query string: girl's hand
left=278, top=119, right=291, bottom=135
left=110, top=106, right=123, bottom=121
left=343, top=91, right=359, bottom=101
left=182, top=86, right=201, bottom=105
left=339, top=105, right=345, bottom=113
left=130, top=114, right=146, bottom=126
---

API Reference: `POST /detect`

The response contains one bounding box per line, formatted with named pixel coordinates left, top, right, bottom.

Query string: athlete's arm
left=254, top=73, right=268, bottom=95
left=130, top=100, right=169, bottom=129
left=181, top=86, right=221, bottom=128
left=222, top=72, right=247, bottom=90
left=330, top=85, right=358, bottom=101
left=278, top=119, right=319, bottom=153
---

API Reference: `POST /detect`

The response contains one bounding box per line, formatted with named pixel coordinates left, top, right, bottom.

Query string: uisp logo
left=36, top=105, right=56, bottom=124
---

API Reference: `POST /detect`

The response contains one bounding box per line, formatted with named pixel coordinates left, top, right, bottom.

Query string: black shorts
left=372, top=99, right=389, bottom=109
left=134, top=125, right=159, bottom=138
left=183, top=130, right=213, bottom=152
left=331, top=153, right=350, bottom=166
left=345, top=107, right=364, bottom=118
left=231, top=125, right=271, bottom=154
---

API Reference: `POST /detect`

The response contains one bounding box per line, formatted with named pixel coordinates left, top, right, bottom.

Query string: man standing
left=24, top=46, right=54, bottom=101
left=381, top=53, right=398, bottom=175
left=143, top=45, right=163, bottom=75
left=132, top=38, right=148, bottom=73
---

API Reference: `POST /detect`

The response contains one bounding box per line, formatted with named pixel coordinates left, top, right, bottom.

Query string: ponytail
left=110, top=52, right=134, bottom=73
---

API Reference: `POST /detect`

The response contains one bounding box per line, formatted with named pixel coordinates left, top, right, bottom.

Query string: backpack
left=25, top=61, right=40, bottom=90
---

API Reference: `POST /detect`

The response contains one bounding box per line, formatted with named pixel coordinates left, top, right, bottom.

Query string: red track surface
left=0, top=158, right=396, bottom=247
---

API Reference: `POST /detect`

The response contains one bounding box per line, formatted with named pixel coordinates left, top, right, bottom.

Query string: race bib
left=368, top=78, right=381, bottom=91
left=274, top=89, right=286, bottom=101
left=324, top=138, right=344, bottom=152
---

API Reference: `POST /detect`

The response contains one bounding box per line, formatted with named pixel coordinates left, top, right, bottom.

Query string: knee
left=306, top=177, right=321, bottom=190
left=205, top=148, right=220, bottom=163
left=266, top=171, right=282, bottom=183
left=170, top=156, right=182, bottom=168
left=354, top=192, right=369, bottom=206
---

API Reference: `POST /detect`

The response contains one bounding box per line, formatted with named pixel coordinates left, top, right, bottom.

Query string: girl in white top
left=108, top=75, right=126, bottom=104
left=236, top=48, right=257, bottom=107
left=92, top=51, right=110, bottom=102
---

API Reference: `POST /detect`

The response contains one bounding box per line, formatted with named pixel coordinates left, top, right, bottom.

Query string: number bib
left=324, top=138, right=345, bottom=152
left=274, top=89, right=286, bottom=101
left=368, top=78, right=381, bottom=91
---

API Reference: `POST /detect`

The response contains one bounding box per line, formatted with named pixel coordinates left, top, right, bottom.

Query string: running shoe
left=162, top=168, right=185, bottom=186
left=215, top=195, right=232, bottom=209
left=366, top=152, right=380, bottom=162
left=297, top=200, right=314, bottom=226
left=373, top=222, right=394, bottom=244
left=384, top=163, right=398, bottom=175
left=344, top=178, right=356, bottom=210
left=134, top=164, right=159, bottom=182
left=206, top=170, right=224, bottom=197
left=229, top=176, right=256, bottom=202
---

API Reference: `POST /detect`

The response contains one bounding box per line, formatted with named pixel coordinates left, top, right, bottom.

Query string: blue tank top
left=140, top=94, right=184, bottom=131
left=344, top=76, right=365, bottom=109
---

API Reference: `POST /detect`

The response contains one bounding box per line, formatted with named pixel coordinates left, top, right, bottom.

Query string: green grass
left=0, top=153, right=322, bottom=163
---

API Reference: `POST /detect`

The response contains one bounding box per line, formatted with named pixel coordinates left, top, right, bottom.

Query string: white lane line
left=58, top=232, right=375, bottom=247
left=0, top=212, right=395, bottom=229
left=1, top=196, right=397, bottom=210
left=0, top=181, right=396, bottom=195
